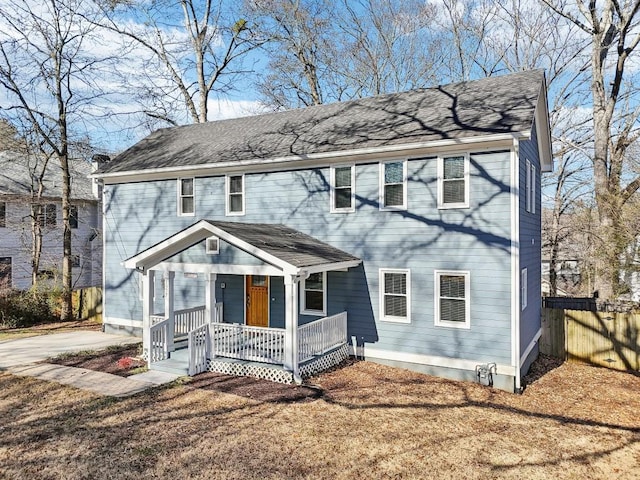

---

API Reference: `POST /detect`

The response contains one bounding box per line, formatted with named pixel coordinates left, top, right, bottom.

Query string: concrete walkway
left=0, top=331, right=181, bottom=397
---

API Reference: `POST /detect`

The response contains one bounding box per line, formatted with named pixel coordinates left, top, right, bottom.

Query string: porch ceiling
left=123, top=219, right=361, bottom=275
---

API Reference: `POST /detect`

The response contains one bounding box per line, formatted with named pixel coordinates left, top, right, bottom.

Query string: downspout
left=512, top=137, right=522, bottom=392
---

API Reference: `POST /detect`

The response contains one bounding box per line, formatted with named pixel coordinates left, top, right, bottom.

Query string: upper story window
left=36, top=204, right=57, bottom=227
left=70, top=205, right=78, bottom=229
left=379, top=268, right=411, bottom=323
left=178, top=178, right=195, bottom=216
left=434, top=270, right=470, bottom=329
left=301, top=272, right=326, bottom=316
left=380, top=160, right=407, bottom=210
left=438, top=155, right=469, bottom=209
left=226, top=174, right=245, bottom=216
left=0, top=202, right=5, bottom=228
left=330, top=165, right=355, bottom=213
left=525, top=160, right=536, bottom=214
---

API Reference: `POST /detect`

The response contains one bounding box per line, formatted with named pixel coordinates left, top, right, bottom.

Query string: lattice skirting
left=206, top=343, right=350, bottom=384
left=207, top=359, right=295, bottom=384
left=299, top=344, right=350, bottom=379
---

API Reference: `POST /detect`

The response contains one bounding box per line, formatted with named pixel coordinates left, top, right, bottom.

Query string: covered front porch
left=124, top=220, right=361, bottom=383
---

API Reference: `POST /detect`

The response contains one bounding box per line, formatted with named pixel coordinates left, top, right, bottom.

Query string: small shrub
left=0, top=289, right=59, bottom=329
left=117, top=357, right=134, bottom=369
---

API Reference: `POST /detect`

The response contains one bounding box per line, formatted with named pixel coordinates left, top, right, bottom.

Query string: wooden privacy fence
left=540, top=307, right=640, bottom=371
left=72, top=286, right=102, bottom=323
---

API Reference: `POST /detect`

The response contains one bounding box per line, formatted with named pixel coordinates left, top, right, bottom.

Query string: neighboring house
left=0, top=152, right=102, bottom=290
left=94, top=70, right=552, bottom=392
left=541, top=258, right=581, bottom=297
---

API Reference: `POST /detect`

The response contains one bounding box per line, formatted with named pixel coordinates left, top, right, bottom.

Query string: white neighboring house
left=0, top=151, right=101, bottom=290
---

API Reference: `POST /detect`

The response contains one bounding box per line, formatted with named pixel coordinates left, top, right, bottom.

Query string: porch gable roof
left=123, top=220, right=361, bottom=275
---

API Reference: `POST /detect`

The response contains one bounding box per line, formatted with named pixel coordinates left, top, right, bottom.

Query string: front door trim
left=244, top=275, right=270, bottom=327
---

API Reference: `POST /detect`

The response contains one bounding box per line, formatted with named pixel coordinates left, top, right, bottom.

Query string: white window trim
left=525, top=160, right=532, bottom=213
left=226, top=174, right=245, bottom=216
left=300, top=271, right=327, bottom=316
left=521, top=268, right=528, bottom=310
left=437, top=154, right=470, bottom=209
left=379, top=268, right=411, bottom=324
left=205, top=236, right=220, bottom=255
left=434, top=270, right=470, bottom=329
left=177, top=177, right=195, bottom=217
left=379, top=159, right=407, bottom=211
left=530, top=163, right=536, bottom=214
left=330, top=164, right=355, bottom=213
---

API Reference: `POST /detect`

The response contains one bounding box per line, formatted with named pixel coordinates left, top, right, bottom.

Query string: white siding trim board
left=510, top=138, right=522, bottom=391
left=520, top=328, right=542, bottom=365
left=355, top=345, right=517, bottom=377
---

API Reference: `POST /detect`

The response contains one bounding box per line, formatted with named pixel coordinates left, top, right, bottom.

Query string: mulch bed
left=48, top=346, right=571, bottom=404
left=49, top=344, right=145, bottom=377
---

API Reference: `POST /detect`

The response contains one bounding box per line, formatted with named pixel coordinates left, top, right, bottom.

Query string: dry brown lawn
left=0, top=318, right=101, bottom=342
left=1, top=357, right=639, bottom=479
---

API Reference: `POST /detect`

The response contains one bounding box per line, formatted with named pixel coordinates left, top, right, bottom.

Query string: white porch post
left=205, top=272, right=217, bottom=359
left=164, top=271, right=175, bottom=352
left=142, top=269, right=155, bottom=362
left=205, top=273, right=217, bottom=323
left=284, top=274, right=300, bottom=381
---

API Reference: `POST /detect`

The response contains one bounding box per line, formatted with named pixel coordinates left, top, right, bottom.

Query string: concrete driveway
left=0, top=331, right=141, bottom=369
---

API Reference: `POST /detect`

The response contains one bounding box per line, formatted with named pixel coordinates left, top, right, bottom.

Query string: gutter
left=91, top=132, right=530, bottom=181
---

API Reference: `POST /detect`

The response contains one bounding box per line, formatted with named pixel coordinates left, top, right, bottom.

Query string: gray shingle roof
left=0, top=152, right=96, bottom=201
left=205, top=220, right=360, bottom=268
left=99, top=70, right=544, bottom=175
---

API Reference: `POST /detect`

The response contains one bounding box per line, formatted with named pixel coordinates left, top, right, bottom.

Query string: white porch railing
left=214, top=302, right=223, bottom=323
left=298, top=311, right=348, bottom=362
left=210, top=323, right=285, bottom=364
left=149, top=317, right=171, bottom=363
left=188, top=323, right=209, bottom=375
left=175, top=305, right=207, bottom=335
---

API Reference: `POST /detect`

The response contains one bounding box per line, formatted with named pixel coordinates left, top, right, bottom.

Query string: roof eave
left=93, top=132, right=529, bottom=183
left=535, top=78, right=554, bottom=173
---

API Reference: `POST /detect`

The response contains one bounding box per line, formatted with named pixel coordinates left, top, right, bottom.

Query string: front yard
left=0, top=354, right=638, bottom=479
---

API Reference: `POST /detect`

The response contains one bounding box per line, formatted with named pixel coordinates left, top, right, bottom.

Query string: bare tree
left=245, top=0, right=336, bottom=108
left=334, top=0, right=442, bottom=97
left=0, top=0, right=107, bottom=320
left=96, top=0, right=260, bottom=126
left=542, top=0, right=640, bottom=299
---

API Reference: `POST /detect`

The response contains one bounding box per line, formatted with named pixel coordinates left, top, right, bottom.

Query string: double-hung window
left=379, top=268, right=411, bottom=323
left=226, top=174, right=245, bottom=215
left=435, top=271, right=470, bottom=328
left=380, top=160, right=407, bottom=210
left=525, top=160, right=536, bottom=213
left=178, top=178, right=195, bottom=216
left=70, top=205, right=78, bottom=229
left=36, top=204, right=56, bottom=227
left=301, top=272, right=326, bottom=315
left=438, top=155, right=469, bottom=208
left=331, top=165, right=355, bottom=212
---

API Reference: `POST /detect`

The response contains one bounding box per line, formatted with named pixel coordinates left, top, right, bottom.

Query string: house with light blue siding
left=93, top=70, right=552, bottom=392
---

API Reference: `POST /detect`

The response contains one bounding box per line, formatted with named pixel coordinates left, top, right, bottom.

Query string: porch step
left=150, top=348, right=189, bottom=376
